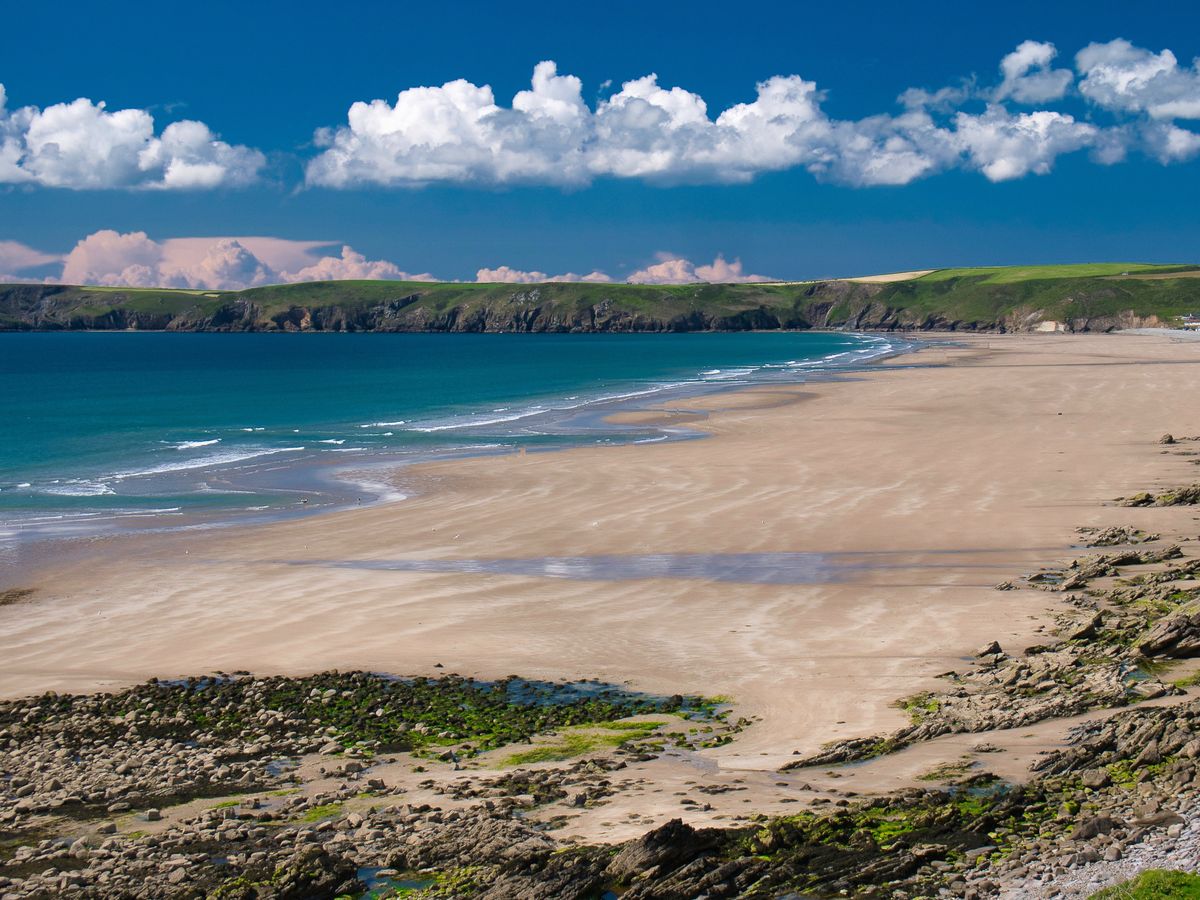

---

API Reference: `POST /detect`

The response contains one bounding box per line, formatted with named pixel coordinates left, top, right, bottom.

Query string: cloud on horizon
left=474, top=265, right=613, bottom=283
left=0, top=238, right=60, bottom=280
left=627, top=254, right=773, bottom=285
left=2, top=234, right=777, bottom=289
left=52, top=232, right=433, bottom=290
left=306, top=39, right=1200, bottom=190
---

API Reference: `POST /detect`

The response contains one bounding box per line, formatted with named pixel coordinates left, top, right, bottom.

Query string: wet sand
left=3, top=332, right=1200, bottom=786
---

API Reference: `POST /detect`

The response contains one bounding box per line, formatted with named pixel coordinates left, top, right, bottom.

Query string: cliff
left=3, top=266, right=1199, bottom=333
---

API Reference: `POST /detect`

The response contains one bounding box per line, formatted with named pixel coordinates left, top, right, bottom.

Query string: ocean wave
left=699, top=367, right=756, bottom=381
left=403, top=336, right=899, bottom=433
left=109, top=446, right=308, bottom=481
left=317, top=439, right=346, bottom=445
left=171, top=438, right=221, bottom=450
left=41, top=480, right=116, bottom=497
left=407, top=383, right=690, bottom=433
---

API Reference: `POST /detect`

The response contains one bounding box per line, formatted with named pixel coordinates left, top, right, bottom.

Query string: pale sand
left=840, top=269, right=935, bottom=283
left=3, top=332, right=1200, bottom=789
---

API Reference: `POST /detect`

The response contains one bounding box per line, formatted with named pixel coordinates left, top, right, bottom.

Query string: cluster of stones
left=434, top=757, right=629, bottom=811
left=0, top=673, right=694, bottom=898
left=5, top=715, right=1200, bottom=900
left=957, top=699, right=1200, bottom=896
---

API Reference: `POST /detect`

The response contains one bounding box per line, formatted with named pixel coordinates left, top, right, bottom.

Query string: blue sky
left=1, top=0, right=1199, bottom=286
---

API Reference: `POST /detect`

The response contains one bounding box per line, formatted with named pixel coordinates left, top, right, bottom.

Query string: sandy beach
left=3, top=332, right=1197, bottom=772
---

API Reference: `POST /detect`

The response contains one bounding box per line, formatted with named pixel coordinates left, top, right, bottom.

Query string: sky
left=2, top=0, right=1199, bottom=287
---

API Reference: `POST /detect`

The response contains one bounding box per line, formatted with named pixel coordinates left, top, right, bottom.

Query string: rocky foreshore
left=3, top=472, right=1200, bottom=896
left=5, top=686, right=1200, bottom=899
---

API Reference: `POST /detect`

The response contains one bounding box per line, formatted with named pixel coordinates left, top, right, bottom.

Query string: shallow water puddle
left=303, top=552, right=850, bottom=584
left=289, top=546, right=1043, bottom=585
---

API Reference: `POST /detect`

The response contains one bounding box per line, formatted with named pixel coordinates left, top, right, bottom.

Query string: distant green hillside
left=2, top=264, right=1199, bottom=333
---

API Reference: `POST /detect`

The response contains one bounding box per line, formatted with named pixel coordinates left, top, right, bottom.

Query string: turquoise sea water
left=0, top=331, right=902, bottom=542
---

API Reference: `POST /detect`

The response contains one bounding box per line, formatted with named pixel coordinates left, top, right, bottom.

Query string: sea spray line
left=395, top=334, right=899, bottom=434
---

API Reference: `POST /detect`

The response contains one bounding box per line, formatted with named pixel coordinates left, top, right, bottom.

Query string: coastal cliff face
left=0, top=278, right=1190, bottom=333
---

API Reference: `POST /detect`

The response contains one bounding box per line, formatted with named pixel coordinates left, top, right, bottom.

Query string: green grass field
left=918, top=264, right=1200, bottom=284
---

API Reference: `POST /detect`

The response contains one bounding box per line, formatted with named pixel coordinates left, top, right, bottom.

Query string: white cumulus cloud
left=308, top=40, right=1200, bottom=191
left=954, top=107, right=1100, bottom=181
left=1077, top=39, right=1200, bottom=119
left=995, top=41, right=1074, bottom=103
left=0, top=84, right=264, bottom=189
left=1140, top=121, right=1200, bottom=163
left=627, top=254, right=774, bottom=284
left=307, top=61, right=592, bottom=188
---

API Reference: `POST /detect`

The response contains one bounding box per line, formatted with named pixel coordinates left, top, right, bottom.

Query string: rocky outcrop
left=1121, top=484, right=1200, bottom=507
left=606, top=818, right=721, bottom=882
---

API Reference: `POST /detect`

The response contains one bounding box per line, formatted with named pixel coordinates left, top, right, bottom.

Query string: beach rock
left=606, top=818, right=719, bottom=881
left=263, top=845, right=362, bottom=899
left=1080, top=769, right=1111, bottom=789
left=1121, top=492, right=1156, bottom=507
left=1122, top=484, right=1200, bottom=507
left=1161, top=434, right=1177, bottom=444
left=1069, top=816, right=1120, bottom=840
left=976, top=641, right=1003, bottom=657
left=1079, top=525, right=1160, bottom=547
left=1068, top=613, right=1103, bottom=641
left=1138, top=601, right=1200, bottom=657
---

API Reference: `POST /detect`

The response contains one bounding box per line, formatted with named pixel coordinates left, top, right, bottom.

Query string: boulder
left=1068, top=614, right=1103, bottom=641
left=606, top=819, right=720, bottom=881
left=1068, top=815, right=1120, bottom=841
left=262, top=845, right=362, bottom=899
left=1139, top=601, right=1200, bottom=658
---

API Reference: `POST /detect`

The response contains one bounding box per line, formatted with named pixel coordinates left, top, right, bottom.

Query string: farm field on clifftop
left=917, top=263, right=1200, bottom=283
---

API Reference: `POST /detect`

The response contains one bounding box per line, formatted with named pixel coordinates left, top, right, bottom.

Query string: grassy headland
left=3, top=263, right=1200, bottom=333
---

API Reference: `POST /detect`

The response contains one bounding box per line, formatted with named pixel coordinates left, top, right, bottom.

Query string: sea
left=0, top=331, right=908, bottom=548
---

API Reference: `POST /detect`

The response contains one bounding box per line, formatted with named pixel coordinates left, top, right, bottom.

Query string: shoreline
left=3, top=330, right=1200, bottom=896
left=3, top=333, right=1196, bottom=744
left=0, top=330, right=910, bottom=559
